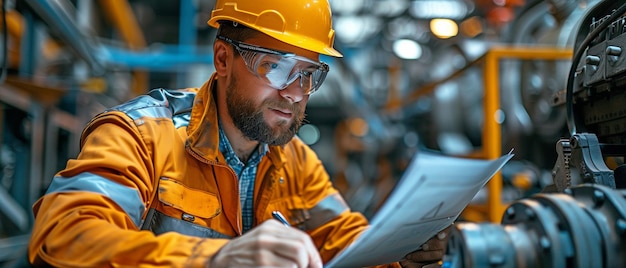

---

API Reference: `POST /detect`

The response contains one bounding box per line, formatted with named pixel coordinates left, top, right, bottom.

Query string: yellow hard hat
left=208, top=0, right=343, bottom=57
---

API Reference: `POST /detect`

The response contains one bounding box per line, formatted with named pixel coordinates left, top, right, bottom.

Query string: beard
left=225, top=77, right=305, bottom=146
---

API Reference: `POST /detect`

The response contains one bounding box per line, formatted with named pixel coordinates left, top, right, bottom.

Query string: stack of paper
left=325, top=151, right=514, bottom=267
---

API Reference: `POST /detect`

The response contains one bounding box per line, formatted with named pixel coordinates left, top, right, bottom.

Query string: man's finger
left=305, top=238, right=323, bottom=268
left=263, top=221, right=322, bottom=268
left=425, top=226, right=452, bottom=250
left=399, top=259, right=441, bottom=268
left=404, top=248, right=444, bottom=263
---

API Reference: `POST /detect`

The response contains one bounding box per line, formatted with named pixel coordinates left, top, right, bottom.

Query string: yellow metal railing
left=391, top=46, right=573, bottom=222
left=98, top=0, right=148, bottom=97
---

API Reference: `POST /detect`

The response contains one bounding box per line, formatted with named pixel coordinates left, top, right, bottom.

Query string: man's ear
left=213, top=41, right=230, bottom=76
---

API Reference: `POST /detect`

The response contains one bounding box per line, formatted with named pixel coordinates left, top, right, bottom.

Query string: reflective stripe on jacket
left=28, top=73, right=378, bottom=267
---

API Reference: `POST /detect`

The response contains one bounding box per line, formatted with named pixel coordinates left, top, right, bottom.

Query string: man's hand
left=399, top=225, right=452, bottom=268
left=209, top=220, right=323, bottom=268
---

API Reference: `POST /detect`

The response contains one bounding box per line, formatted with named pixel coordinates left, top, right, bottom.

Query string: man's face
left=224, top=34, right=319, bottom=145
left=225, top=73, right=305, bottom=145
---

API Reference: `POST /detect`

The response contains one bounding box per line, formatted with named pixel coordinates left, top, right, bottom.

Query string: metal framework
left=401, top=46, right=573, bottom=222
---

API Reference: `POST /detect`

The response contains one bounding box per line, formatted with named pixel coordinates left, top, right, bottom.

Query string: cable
left=565, top=1, right=626, bottom=136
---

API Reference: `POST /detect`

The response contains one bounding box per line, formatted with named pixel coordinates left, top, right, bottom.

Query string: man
left=28, top=0, right=448, bottom=267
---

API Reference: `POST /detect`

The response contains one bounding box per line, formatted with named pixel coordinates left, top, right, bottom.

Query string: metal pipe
left=22, top=0, right=104, bottom=75
left=97, top=44, right=214, bottom=71
left=176, top=0, right=198, bottom=88
left=97, top=0, right=147, bottom=96
left=97, top=0, right=146, bottom=49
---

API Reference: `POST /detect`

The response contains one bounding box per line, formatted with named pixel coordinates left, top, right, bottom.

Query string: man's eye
left=261, top=62, right=277, bottom=68
left=258, top=62, right=280, bottom=74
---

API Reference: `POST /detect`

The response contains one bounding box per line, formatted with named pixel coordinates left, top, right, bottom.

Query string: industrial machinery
left=444, top=1, right=626, bottom=267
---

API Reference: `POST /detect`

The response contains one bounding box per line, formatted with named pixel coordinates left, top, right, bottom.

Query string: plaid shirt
left=218, top=125, right=268, bottom=233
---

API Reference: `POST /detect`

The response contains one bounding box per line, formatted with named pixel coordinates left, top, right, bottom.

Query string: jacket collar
left=186, top=73, right=287, bottom=168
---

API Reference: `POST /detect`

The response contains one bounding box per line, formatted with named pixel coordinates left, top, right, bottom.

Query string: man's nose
left=278, top=76, right=306, bottom=103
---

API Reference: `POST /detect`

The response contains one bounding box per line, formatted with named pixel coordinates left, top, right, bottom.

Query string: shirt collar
left=218, top=120, right=268, bottom=166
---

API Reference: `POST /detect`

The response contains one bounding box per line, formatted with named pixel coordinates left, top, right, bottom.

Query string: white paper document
left=325, top=151, right=514, bottom=268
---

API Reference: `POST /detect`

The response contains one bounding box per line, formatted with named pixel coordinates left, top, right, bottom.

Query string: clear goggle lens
left=218, top=35, right=329, bottom=95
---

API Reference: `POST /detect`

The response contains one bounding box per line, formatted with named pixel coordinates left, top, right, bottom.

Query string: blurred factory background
left=1, top=0, right=626, bottom=267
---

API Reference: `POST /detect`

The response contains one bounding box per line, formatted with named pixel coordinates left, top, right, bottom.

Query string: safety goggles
left=217, top=35, right=329, bottom=95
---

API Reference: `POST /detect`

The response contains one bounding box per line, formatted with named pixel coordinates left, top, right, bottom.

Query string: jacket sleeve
left=28, top=112, right=228, bottom=267
left=291, top=139, right=401, bottom=268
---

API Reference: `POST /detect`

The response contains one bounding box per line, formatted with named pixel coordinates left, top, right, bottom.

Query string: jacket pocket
left=158, top=177, right=221, bottom=218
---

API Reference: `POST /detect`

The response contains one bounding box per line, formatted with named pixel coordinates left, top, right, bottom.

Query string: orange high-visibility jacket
left=28, top=73, right=396, bottom=267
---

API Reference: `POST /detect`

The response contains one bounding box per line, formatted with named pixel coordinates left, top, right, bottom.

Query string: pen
left=272, top=211, right=291, bottom=227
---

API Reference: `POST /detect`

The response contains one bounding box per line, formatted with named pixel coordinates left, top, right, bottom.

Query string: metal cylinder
left=443, top=184, right=626, bottom=268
